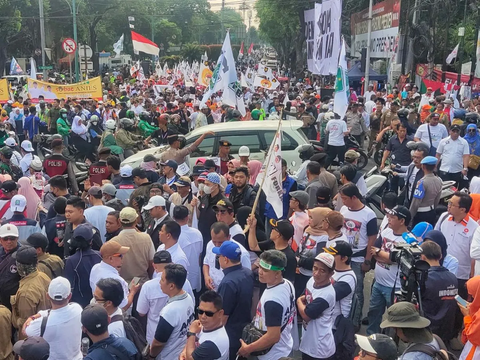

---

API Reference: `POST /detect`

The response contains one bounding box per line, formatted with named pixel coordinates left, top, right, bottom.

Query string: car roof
left=188, top=120, right=303, bottom=138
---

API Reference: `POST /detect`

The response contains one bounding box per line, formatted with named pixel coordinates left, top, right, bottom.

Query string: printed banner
left=0, top=79, right=10, bottom=103
left=350, top=0, right=401, bottom=58
left=304, top=8, right=316, bottom=73
left=27, top=77, right=103, bottom=102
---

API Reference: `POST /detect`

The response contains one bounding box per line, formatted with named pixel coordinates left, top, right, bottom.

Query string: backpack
left=111, top=314, right=148, bottom=360
left=403, top=334, right=459, bottom=360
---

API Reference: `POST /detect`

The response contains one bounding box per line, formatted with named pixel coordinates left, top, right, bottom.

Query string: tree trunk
left=0, top=38, right=8, bottom=76
left=295, top=8, right=306, bottom=78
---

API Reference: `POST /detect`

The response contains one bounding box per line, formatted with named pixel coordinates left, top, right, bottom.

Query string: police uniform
left=409, top=156, right=443, bottom=226
left=115, top=166, right=137, bottom=205
left=88, top=150, right=111, bottom=186
left=43, top=151, right=79, bottom=194
left=214, top=140, right=234, bottom=175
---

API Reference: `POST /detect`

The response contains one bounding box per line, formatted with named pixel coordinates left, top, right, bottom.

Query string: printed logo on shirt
left=10, top=264, right=17, bottom=273
left=413, top=180, right=425, bottom=199
left=9, top=221, right=27, bottom=226
left=119, top=185, right=135, bottom=189
left=343, top=218, right=362, bottom=248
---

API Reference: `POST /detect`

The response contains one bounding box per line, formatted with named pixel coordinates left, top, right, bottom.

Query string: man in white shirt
left=144, top=195, right=171, bottom=250
left=419, top=87, right=435, bottom=108
left=23, top=277, right=83, bottom=360
left=435, top=124, right=470, bottom=188
left=364, top=94, right=377, bottom=114
left=93, top=278, right=127, bottom=337
left=363, top=85, right=375, bottom=103
left=155, top=220, right=189, bottom=275
left=414, top=112, right=448, bottom=152
left=173, top=205, right=203, bottom=293
left=19, top=140, right=34, bottom=175
left=84, top=186, right=114, bottom=243
left=325, top=112, right=349, bottom=168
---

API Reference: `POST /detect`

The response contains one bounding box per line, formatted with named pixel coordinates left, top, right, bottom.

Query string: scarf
left=464, top=276, right=480, bottom=347
left=305, top=207, right=332, bottom=236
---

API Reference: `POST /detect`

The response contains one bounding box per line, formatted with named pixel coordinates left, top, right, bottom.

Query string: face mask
left=62, top=113, right=67, bottom=119
left=198, top=183, right=205, bottom=192
left=203, top=185, right=212, bottom=195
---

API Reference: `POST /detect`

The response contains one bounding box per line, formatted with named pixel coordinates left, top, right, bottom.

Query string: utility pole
left=72, top=0, right=79, bottom=82
left=472, top=6, right=480, bottom=80
left=364, top=0, right=373, bottom=92
left=39, top=0, right=47, bottom=79
left=457, top=0, right=468, bottom=85
left=220, top=0, right=225, bottom=43
left=405, top=0, right=419, bottom=78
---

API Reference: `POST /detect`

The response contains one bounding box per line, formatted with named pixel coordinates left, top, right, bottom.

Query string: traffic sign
left=78, top=44, right=93, bottom=59
left=62, top=38, right=77, bottom=54
left=35, top=48, right=42, bottom=56
left=38, top=65, right=53, bottom=70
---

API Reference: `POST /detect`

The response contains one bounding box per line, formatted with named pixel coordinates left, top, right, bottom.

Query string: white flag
left=254, top=75, right=280, bottom=90
left=30, top=58, right=37, bottom=79
left=475, top=32, right=480, bottom=78
left=113, top=34, right=124, bottom=58
left=446, top=43, right=459, bottom=64
left=333, top=38, right=349, bottom=120
left=256, top=127, right=283, bottom=218
left=257, top=65, right=274, bottom=80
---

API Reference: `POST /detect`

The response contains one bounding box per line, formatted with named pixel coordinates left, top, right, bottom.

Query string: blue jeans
left=367, top=282, right=394, bottom=335
left=351, top=261, right=365, bottom=327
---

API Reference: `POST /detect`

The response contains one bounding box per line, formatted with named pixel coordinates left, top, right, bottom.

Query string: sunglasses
left=197, top=308, right=219, bottom=317
left=2, top=236, right=17, bottom=241
left=112, top=253, right=123, bottom=258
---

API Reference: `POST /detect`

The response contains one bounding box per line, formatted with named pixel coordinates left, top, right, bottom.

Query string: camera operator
left=419, top=240, right=458, bottom=344
left=367, top=205, right=410, bottom=335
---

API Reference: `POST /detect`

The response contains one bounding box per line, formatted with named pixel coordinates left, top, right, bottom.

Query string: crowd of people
left=1, top=75, right=480, bottom=360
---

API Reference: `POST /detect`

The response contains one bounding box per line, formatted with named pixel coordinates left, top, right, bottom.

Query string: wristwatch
left=364, top=259, right=372, bottom=266
left=187, top=331, right=197, bottom=338
left=375, top=248, right=381, bottom=255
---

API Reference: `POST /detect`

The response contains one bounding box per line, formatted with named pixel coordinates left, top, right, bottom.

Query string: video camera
left=390, top=242, right=430, bottom=307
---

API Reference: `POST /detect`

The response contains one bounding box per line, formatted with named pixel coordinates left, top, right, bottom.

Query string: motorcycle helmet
left=119, top=118, right=134, bottom=129
left=397, top=108, right=409, bottom=119
left=59, top=108, right=68, bottom=114
left=297, top=144, right=315, bottom=161
left=324, top=111, right=335, bottom=121
left=139, top=111, right=150, bottom=122
left=90, top=115, right=99, bottom=124
left=126, top=110, right=135, bottom=119
left=106, top=119, right=116, bottom=130
left=465, top=112, right=479, bottom=124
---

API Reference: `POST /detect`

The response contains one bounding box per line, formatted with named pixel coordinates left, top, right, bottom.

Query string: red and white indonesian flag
left=131, top=31, right=159, bottom=56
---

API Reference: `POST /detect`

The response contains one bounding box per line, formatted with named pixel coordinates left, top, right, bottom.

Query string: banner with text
left=304, top=8, right=316, bottom=73
left=27, top=77, right=103, bottom=102
left=0, top=79, right=10, bottom=103
left=350, top=0, right=401, bottom=59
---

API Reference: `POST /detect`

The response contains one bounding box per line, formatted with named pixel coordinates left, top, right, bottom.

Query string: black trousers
left=412, top=210, right=436, bottom=227
left=439, top=170, right=464, bottom=190
left=302, top=353, right=336, bottom=360
left=454, top=278, right=468, bottom=335
left=325, top=145, right=346, bottom=168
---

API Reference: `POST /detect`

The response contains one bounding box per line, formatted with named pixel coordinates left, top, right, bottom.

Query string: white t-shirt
left=108, top=307, right=126, bottom=338
left=325, top=234, right=349, bottom=249
left=153, top=243, right=189, bottom=279
left=195, top=326, right=230, bottom=360
left=298, top=233, right=328, bottom=276
left=89, top=261, right=129, bottom=309
left=436, top=136, right=470, bottom=173
left=414, top=123, right=448, bottom=149
left=84, top=205, right=115, bottom=243
left=374, top=227, right=406, bottom=288
left=326, top=119, right=347, bottom=146
left=178, top=224, right=203, bottom=291
left=331, top=269, right=357, bottom=319
left=156, top=293, right=195, bottom=360
left=254, top=280, right=296, bottom=360
left=299, top=279, right=336, bottom=359
left=340, top=206, right=378, bottom=262
left=25, top=303, right=83, bottom=360
left=137, top=275, right=194, bottom=344
left=203, top=239, right=251, bottom=289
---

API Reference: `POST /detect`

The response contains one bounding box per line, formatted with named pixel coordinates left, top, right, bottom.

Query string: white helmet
left=105, top=119, right=116, bottom=130
left=324, top=111, right=335, bottom=121
left=90, top=115, right=99, bottom=123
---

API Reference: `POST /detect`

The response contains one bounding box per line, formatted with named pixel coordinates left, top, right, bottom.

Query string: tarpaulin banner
left=27, top=77, right=103, bottom=102
left=0, top=79, right=10, bottom=103
left=351, top=0, right=401, bottom=58
left=304, top=8, right=316, bottom=73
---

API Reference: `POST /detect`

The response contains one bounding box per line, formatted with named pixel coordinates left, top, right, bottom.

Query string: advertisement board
left=27, top=77, right=103, bottom=102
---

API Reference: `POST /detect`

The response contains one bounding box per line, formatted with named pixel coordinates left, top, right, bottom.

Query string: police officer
left=43, top=138, right=78, bottom=194
left=88, top=147, right=111, bottom=186
left=0, top=224, right=20, bottom=310
left=115, top=165, right=137, bottom=205
left=213, top=140, right=234, bottom=175
left=409, top=156, right=443, bottom=226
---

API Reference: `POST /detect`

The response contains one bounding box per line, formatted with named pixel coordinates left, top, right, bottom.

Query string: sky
left=207, top=0, right=259, bottom=28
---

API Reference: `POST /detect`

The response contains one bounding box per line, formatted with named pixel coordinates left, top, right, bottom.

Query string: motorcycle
left=310, top=135, right=369, bottom=170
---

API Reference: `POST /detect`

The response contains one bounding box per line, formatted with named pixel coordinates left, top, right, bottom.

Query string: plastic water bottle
left=81, top=337, right=89, bottom=357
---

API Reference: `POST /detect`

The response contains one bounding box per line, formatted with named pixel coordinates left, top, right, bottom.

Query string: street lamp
left=64, top=0, right=79, bottom=82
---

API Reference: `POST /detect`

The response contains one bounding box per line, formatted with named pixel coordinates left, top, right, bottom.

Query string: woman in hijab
left=424, top=230, right=459, bottom=276
left=459, top=275, right=480, bottom=359
left=464, top=124, right=480, bottom=179
left=17, top=176, right=41, bottom=221
left=295, top=207, right=332, bottom=298
left=247, top=160, right=263, bottom=185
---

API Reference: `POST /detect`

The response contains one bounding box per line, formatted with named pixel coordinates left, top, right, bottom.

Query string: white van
left=121, top=120, right=309, bottom=171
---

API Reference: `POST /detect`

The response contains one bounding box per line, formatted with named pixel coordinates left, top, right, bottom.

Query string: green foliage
left=181, top=43, right=203, bottom=63
left=160, top=55, right=182, bottom=67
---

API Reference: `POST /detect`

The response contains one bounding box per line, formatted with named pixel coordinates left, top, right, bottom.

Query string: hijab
left=465, top=276, right=480, bottom=346
left=305, top=207, right=331, bottom=236
left=424, top=230, right=447, bottom=266
left=464, top=124, right=480, bottom=156
left=247, top=160, right=263, bottom=185
left=226, top=159, right=241, bottom=183
left=18, top=176, right=41, bottom=220
left=141, top=161, right=156, bottom=172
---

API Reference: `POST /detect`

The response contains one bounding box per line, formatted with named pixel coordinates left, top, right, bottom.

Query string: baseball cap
left=289, top=190, right=309, bottom=207
left=324, top=240, right=353, bottom=257
left=174, top=176, right=191, bottom=187
left=88, top=186, right=102, bottom=197
left=316, top=186, right=332, bottom=204
left=192, top=165, right=205, bottom=176
left=213, top=199, right=234, bottom=212
left=100, top=240, right=129, bottom=258
left=102, top=183, right=117, bottom=196
left=212, top=240, right=241, bottom=260
left=14, top=246, right=38, bottom=265
left=0, top=223, right=19, bottom=237
left=355, top=334, right=398, bottom=360
left=385, top=205, right=411, bottom=225
left=119, top=207, right=138, bottom=223
left=1, top=180, right=18, bottom=193
left=206, top=172, right=221, bottom=185
left=314, top=252, right=335, bottom=269
left=0, top=147, right=12, bottom=158
left=451, top=124, right=461, bottom=131
left=143, top=195, right=166, bottom=210
left=26, top=233, right=49, bottom=249
left=153, top=250, right=172, bottom=264
left=160, top=159, right=178, bottom=171
left=13, top=337, right=50, bottom=360
left=381, top=302, right=430, bottom=329
left=81, top=304, right=109, bottom=335
left=5, top=137, right=16, bottom=147
left=21, top=140, right=34, bottom=152
left=30, top=156, right=43, bottom=171
left=10, top=194, right=26, bottom=212
left=420, top=156, right=438, bottom=165
left=203, top=159, right=217, bottom=169
left=238, top=146, right=250, bottom=157
left=120, top=165, right=133, bottom=177
left=269, top=219, right=294, bottom=240
left=431, top=112, right=440, bottom=119
left=73, top=223, right=94, bottom=242
left=48, top=276, right=71, bottom=300
left=345, top=150, right=360, bottom=160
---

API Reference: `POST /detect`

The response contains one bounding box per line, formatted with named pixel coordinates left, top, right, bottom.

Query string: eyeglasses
left=197, top=308, right=219, bottom=317
left=112, top=253, right=123, bottom=258
left=447, top=201, right=459, bottom=208
left=1, top=236, right=17, bottom=242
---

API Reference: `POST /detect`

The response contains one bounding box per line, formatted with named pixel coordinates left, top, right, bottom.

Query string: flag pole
left=243, top=119, right=282, bottom=234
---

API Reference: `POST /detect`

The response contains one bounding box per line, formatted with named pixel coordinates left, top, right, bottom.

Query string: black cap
left=13, top=246, right=38, bottom=265
left=269, top=219, right=294, bottom=240
left=386, top=205, right=411, bottom=225
left=192, top=165, right=205, bottom=176
left=316, top=186, right=332, bottom=203
left=431, top=112, right=440, bottom=118
left=160, top=160, right=178, bottom=171
left=26, top=234, right=48, bottom=250
left=451, top=124, right=461, bottom=131
left=219, top=140, right=231, bottom=147
left=13, top=336, right=50, bottom=360
left=204, top=159, right=217, bottom=169
left=132, top=167, right=146, bottom=179
left=324, top=240, right=353, bottom=257
left=213, top=199, right=234, bottom=212
left=1, top=180, right=18, bottom=193
left=81, top=304, right=109, bottom=335
left=153, top=250, right=172, bottom=264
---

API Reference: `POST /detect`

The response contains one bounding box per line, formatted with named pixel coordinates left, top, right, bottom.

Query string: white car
left=121, top=120, right=309, bottom=171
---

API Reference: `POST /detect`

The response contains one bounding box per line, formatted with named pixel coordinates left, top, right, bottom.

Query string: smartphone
left=455, top=295, right=468, bottom=307
left=129, top=277, right=141, bottom=290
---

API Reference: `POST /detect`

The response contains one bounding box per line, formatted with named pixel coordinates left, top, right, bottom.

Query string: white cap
left=314, top=252, right=335, bottom=269
left=0, top=223, right=19, bottom=237
left=21, top=140, right=34, bottom=152
left=10, top=194, right=26, bottom=213
left=120, top=165, right=133, bottom=177
left=143, top=195, right=166, bottom=210
left=238, top=146, right=250, bottom=157
left=5, top=138, right=16, bottom=147
left=30, top=156, right=43, bottom=171
left=48, top=277, right=71, bottom=300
